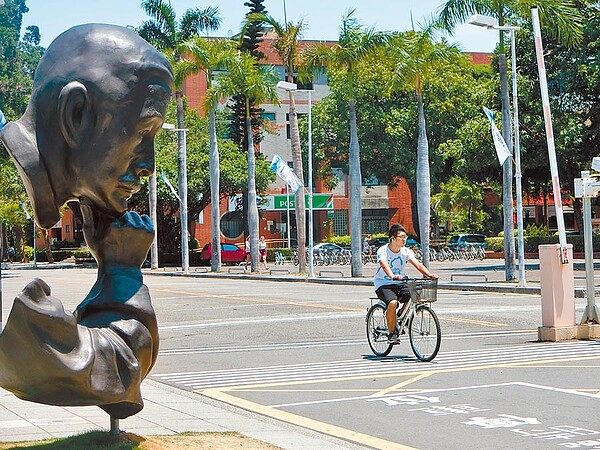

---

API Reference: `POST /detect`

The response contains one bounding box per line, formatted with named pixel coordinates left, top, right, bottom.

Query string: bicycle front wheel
left=409, top=305, right=441, bottom=362
left=366, top=303, right=393, bottom=357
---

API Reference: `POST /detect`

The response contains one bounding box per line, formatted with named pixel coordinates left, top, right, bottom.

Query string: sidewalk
left=0, top=378, right=361, bottom=449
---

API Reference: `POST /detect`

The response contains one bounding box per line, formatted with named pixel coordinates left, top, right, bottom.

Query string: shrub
left=325, top=235, right=351, bottom=248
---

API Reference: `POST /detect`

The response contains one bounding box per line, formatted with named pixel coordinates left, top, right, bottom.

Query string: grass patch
left=0, top=431, right=280, bottom=449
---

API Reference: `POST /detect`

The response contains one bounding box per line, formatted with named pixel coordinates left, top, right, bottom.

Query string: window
left=261, top=112, right=276, bottom=122
left=362, top=209, right=389, bottom=234
left=220, top=211, right=243, bottom=239
left=333, top=210, right=348, bottom=236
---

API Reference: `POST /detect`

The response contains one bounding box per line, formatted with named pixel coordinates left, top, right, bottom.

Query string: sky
left=20, top=0, right=499, bottom=53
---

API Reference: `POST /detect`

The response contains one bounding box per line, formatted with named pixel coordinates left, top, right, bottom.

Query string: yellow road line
left=370, top=373, right=433, bottom=398
left=153, top=288, right=363, bottom=312
left=440, top=316, right=506, bottom=327
left=208, top=355, right=600, bottom=391
left=203, top=389, right=418, bottom=450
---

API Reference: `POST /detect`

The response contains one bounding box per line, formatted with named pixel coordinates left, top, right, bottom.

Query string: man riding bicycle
left=373, top=224, right=437, bottom=344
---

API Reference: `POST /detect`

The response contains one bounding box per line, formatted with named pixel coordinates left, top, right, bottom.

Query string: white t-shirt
left=373, top=244, right=416, bottom=290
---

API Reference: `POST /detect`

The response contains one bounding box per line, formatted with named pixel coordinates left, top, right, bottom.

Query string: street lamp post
left=469, top=15, right=526, bottom=287
left=163, top=123, right=189, bottom=274
left=276, top=81, right=315, bottom=279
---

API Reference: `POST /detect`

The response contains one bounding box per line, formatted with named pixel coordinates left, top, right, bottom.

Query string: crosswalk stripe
left=152, top=341, right=600, bottom=390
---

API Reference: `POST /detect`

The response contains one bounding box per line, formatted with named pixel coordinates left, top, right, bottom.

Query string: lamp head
left=276, top=81, right=297, bottom=91
left=468, top=14, right=498, bottom=28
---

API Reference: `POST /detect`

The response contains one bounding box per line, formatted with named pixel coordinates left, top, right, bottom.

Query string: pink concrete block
left=539, top=244, right=576, bottom=327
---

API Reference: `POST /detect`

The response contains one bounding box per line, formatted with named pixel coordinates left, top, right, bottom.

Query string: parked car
left=447, top=233, right=487, bottom=250
left=312, top=242, right=345, bottom=252
left=198, top=242, right=246, bottom=265
left=368, top=236, right=419, bottom=250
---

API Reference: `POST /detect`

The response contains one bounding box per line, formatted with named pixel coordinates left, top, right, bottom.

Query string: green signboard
left=267, top=194, right=333, bottom=211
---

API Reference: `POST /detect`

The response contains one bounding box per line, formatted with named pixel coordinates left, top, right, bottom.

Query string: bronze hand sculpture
left=0, top=24, right=173, bottom=419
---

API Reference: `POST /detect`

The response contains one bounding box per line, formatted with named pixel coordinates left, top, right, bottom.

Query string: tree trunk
left=209, top=104, right=222, bottom=272
left=499, top=53, right=516, bottom=281
left=43, top=229, right=54, bottom=264
left=14, top=226, right=25, bottom=263
left=416, top=92, right=431, bottom=268
left=348, top=99, right=363, bottom=277
left=176, top=90, right=189, bottom=272
left=288, top=88, right=306, bottom=273
left=246, top=101, right=260, bottom=272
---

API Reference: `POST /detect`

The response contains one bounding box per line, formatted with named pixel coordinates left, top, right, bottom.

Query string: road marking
left=267, top=381, right=600, bottom=408
left=157, top=329, right=537, bottom=355
left=159, top=312, right=363, bottom=330
left=370, top=373, right=433, bottom=397
left=152, top=288, right=363, bottom=312
left=440, top=316, right=505, bottom=327
left=155, top=341, right=600, bottom=390
left=203, top=389, right=418, bottom=450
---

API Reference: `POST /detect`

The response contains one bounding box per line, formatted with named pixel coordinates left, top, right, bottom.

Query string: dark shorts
left=375, top=283, right=411, bottom=305
left=259, top=248, right=266, bottom=257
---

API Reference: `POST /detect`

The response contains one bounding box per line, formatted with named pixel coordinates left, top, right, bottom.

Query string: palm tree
left=205, top=52, right=280, bottom=272
left=388, top=28, right=463, bottom=268
left=175, top=38, right=237, bottom=272
left=139, top=0, right=221, bottom=268
left=303, top=10, right=388, bottom=277
left=437, top=0, right=583, bottom=281
left=243, top=13, right=309, bottom=273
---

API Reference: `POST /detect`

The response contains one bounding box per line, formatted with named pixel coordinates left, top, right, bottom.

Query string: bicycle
left=366, top=278, right=441, bottom=362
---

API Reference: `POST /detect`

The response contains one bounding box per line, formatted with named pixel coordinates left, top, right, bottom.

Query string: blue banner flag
left=270, top=155, right=303, bottom=194
left=0, top=108, right=7, bottom=131
left=482, top=106, right=511, bottom=166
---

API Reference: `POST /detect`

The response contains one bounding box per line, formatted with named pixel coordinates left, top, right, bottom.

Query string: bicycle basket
left=407, top=278, right=438, bottom=303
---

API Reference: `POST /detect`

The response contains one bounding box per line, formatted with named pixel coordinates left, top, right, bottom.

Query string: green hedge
left=485, top=235, right=600, bottom=253
left=21, top=247, right=93, bottom=262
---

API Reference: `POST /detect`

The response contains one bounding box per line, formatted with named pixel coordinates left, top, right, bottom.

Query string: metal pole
left=581, top=171, right=600, bottom=323
left=286, top=184, right=291, bottom=248
left=307, top=90, right=314, bottom=278
left=178, top=129, right=189, bottom=274
left=0, top=228, right=3, bottom=332
left=511, top=29, right=526, bottom=287
left=149, top=171, right=158, bottom=269
left=32, top=220, right=37, bottom=269
left=109, top=416, right=120, bottom=436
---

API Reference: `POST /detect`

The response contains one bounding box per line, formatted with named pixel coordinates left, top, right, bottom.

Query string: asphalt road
left=1, top=268, right=599, bottom=449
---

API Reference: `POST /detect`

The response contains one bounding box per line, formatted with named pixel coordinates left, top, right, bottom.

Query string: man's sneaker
left=388, top=330, right=400, bottom=344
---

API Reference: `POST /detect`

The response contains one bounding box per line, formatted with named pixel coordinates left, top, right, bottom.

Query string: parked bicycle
left=366, top=278, right=441, bottom=361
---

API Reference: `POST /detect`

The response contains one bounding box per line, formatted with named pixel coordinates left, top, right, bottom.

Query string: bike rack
left=269, top=269, right=290, bottom=275
left=450, top=273, right=488, bottom=282
left=318, top=270, right=344, bottom=278
left=193, top=267, right=208, bottom=273
left=228, top=267, right=247, bottom=273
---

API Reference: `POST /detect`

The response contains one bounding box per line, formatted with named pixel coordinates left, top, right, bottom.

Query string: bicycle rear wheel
left=366, top=303, right=393, bottom=356
left=409, top=305, right=441, bottom=362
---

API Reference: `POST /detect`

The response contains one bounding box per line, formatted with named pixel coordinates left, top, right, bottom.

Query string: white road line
left=269, top=381, right=600, bottom=408
left=153, top=341, right=600, bottom=390
left=159, top=312, right=363, bottom=330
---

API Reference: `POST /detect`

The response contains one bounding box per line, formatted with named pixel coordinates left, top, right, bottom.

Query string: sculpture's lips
left=117, top=183, right=141, bottom=196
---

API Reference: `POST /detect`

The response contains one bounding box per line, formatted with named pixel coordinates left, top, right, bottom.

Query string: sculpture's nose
left=134, top=139, right=155, bottom=178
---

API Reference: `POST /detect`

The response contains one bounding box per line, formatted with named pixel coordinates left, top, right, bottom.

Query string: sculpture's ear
left=58, top=81, right=92, bottom=148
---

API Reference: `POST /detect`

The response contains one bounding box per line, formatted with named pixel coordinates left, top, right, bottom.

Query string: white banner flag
left=160, top=172, right=182, bottom=203
left=270, top=154, right=303, bottom=194
left=483, top=106, right=511, bottom=166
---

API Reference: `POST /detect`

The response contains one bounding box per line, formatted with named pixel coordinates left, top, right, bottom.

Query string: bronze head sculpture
left=0, top=24, right=173, bottom=420
left=1, top=23, right=173, bottom=228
